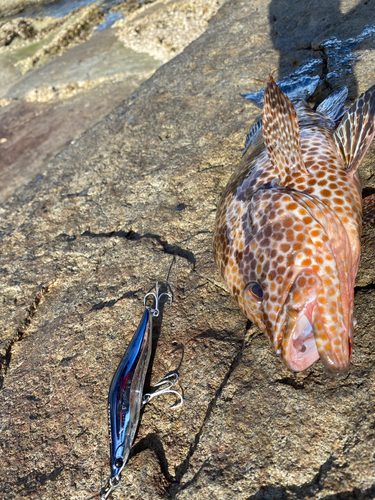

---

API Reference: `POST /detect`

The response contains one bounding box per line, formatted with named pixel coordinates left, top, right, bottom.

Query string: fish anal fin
left=334, top=84, right=375, bottom=174
left=362, top=193, right=375, bottom=224
left=263, top=75, right=307, bottom=186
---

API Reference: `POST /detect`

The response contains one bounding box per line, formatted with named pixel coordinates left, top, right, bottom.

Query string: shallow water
left=96, top=10, right=124, bottom=32
left=25, top=0, right=129, bottom=19
left=27, top=0, right=99, bottom=18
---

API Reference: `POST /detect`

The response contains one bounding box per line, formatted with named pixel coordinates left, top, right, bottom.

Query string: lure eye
left=245, top=281, right=264, bottom=302
left=115, top=458, right=124, bottom=468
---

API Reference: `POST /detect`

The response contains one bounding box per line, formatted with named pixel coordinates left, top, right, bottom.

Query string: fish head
left=278, top=268, right=352, bottom=374
left=242, top=189, right=354, bottom=374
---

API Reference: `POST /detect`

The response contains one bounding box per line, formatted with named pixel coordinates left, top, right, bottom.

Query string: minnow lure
left=100, top=284, right=183, bottom=500
left=214, top=76, right=375, bottom=374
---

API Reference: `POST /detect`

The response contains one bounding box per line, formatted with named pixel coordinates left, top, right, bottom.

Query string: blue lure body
left=108, top=308, right=152, bottom=479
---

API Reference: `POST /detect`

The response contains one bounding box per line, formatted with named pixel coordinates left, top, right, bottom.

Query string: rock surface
left=115, top=0, right=223, bottom=63
left=0, top=1, right=375, bottom=499
left=0, top=2, right=164, bottom=203
left=0, top=0, right=54, bottom=18
left=0, top=24, right=161, bottom=203
left=0, top=0, right=225, bottom=204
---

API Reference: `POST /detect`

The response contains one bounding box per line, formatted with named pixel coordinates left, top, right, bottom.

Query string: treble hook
left=144, top=282, right=173, bottom=317
left=100, top=374, right=183, bottom=500
left=142, top=373, right=184, bottom=409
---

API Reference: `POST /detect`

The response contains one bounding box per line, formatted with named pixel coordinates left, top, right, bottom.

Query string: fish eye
left=245, top=281, right=264, bottom=302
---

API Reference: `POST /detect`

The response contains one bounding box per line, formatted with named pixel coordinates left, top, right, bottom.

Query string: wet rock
left=0, top=17, right=36, bottom=46
left=0, top=71, right=152, bottom=203
left=0, top=0, right=225, bottom=203
left=4, top=26, right=161, bottom=100
left=17, top=4, right=104, bottom=73
left=0, top=0, right=375, bottom=499
left=0, top=0, right=52, bottom=18
left=0, top=24, right=162, bottom=203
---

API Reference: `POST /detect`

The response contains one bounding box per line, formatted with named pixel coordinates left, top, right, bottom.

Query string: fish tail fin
left=243, top=115, right=262, bottom=154
left=334, top=84, right=375, bottom=173
left=263, top=75, right=307, bottom=185
left=278, top=76, right=320, bottom=103
left=362, top=193, right=375, bottom=224
left=316, top=87, right=348, bottom=123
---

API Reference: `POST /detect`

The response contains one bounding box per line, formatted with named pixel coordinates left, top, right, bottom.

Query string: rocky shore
left=0, top=0, right=375, bottom=499
left=0, top=0, right=222, bottom=203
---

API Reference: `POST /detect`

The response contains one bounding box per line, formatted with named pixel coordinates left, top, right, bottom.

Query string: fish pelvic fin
left=263, top=75, right=307, bottom=186
left=362, top=193, right=375, bottom=224
left=334, top=84, right=375, bottom=174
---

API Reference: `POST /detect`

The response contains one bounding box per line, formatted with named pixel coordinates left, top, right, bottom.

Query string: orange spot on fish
left=287, top=202, right=298, bottom=210
left=303, top=216, right=313, bottom=225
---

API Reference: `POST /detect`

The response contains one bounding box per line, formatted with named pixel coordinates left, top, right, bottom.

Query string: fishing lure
left=100, top=284, right=183, bottom=500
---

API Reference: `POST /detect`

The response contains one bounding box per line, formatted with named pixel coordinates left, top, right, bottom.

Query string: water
left=27, top=0, right=128, bottom=37
left=26, top=0, right=143, bottom=19
left=28, top=0, right=99, bottom=18
left=96, top=10, right=124, bottom=32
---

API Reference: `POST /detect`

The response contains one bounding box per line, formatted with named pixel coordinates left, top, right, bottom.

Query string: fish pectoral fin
left=362, top=193, right=375, bottom=224
left=263, top=75, right=307, bottom=186
left=334, top=84, right=375, bottom=174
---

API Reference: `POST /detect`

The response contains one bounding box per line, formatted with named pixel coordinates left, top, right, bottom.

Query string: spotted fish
left=214, top=76, right=375, bottom=374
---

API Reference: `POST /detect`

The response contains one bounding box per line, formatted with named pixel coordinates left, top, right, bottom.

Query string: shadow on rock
left=268, top=0, right=375, bottom=98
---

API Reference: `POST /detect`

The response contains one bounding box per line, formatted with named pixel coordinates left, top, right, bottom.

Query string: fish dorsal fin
left=263, top=75, right=307, bottom=186
left=334, top=84, right=375, bottom=173
left=362, top=193, right=375, bottom=224
left=316, top=87, right=348, bottom=123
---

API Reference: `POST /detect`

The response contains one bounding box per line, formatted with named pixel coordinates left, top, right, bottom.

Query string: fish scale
left=214, top=76, right=375, bottom=374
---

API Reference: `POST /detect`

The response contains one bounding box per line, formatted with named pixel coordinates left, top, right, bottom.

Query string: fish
left=214, top=76, right=375, bottom=374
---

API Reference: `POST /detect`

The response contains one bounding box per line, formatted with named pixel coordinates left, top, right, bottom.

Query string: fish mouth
left=282, top=309, right=319, bottom=372
left=282, top=303, right=350, bottom=374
